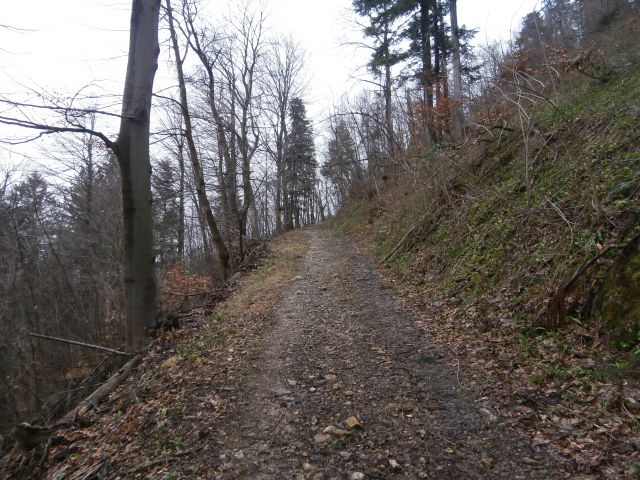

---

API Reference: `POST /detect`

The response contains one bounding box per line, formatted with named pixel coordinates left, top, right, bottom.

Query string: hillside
left=1, top=1, right=639, bottom=479
left=333, top=59, right=640, bottom=476
left=1, top=61, right=638, bottom=476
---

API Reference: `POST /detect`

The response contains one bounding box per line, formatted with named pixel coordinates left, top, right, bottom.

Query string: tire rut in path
left=221, top=227, right=556, bottom=479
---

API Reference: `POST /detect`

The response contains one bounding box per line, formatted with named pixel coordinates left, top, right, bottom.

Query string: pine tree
left=323, top=119, right=361, bottom=203
left=352, top=0, right=403, bottom=156
left=284, top=98, right=316, bottom=228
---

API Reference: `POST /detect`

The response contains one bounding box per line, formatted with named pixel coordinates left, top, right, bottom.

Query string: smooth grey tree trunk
left=116, top=0, right=161, bottom=352
left=177, top=136, right=185, bottom=258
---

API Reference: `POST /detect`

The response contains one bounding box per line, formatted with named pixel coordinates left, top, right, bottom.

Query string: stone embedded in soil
left=313, top=433, right=332, bottom=445
left=233, top=450, right=245, bottom=460
left=345, top=416, right=362, bottom=428
left=274, top=387, right=292, bottom=396
left=350, top=473, right=365, bottom=480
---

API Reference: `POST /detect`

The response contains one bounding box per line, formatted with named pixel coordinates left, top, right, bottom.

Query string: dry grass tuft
left=220, top=229, right=309, bottom=320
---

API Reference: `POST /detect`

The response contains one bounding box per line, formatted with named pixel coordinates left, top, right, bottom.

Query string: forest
left=1, top=0, right=639, bottom=478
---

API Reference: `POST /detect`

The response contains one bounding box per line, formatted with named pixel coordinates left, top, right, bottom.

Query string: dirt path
left=32, top=227, right=561, bottom=480
left=217, top=227, right=556, bottom=479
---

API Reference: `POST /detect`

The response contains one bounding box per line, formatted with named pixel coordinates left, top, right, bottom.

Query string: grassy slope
left=334, top=64, right=640, bottom=476
left=338, top=63, right=640, bottom=343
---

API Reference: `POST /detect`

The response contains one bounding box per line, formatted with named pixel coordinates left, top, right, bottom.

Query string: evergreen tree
left=353, top=0, right=478, bottom=144
left=323, top=119, right=362, bottom=203
left=352, top=0, right=404, bottom=155
left=152, top=158, right=182, bottom=264
left=284, top=97, right=316, bottom=228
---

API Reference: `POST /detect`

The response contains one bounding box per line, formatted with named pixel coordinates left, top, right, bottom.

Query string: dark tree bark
left=450, top=0, right=464, bottom=140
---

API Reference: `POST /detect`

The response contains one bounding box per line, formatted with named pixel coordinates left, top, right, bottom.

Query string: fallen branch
left=380, top=212, right=430, bottom=265
left=28, top=333, right=131, bottom=357
left=160, top=290, right=209, bottom=297
left=60, top=354, right=142, bottom=425
left=380, top=208, right=443, bottom=265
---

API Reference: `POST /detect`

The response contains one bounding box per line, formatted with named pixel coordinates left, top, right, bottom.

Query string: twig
left=160, top=290, right=209, bottom=297
left=28, top=333, right=131, bottom=357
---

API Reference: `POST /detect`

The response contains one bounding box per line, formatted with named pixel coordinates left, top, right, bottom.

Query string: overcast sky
left=0, top=0, right=540, bottom=166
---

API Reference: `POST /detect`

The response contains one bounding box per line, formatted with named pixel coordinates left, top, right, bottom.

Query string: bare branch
left=28, top=333, right=131, bottom=357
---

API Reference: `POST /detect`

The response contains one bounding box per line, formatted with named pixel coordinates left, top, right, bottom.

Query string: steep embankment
left=2, top=231, right=308, bottom=479
left=334, top=65, right=640, bottom=477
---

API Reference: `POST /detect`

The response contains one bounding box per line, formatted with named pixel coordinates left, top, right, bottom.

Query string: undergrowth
left=332, top=62, right=640, bottom=476
left=336, top=62, right=640, bottom=346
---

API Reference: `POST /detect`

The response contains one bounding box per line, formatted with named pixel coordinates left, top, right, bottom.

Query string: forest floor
left=25, top=227, right=572, bottom=479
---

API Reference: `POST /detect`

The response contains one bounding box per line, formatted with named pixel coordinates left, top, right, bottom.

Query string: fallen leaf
left=345, top=416, right=362, bottom=429
left=161, top=356, right=180, bottom=368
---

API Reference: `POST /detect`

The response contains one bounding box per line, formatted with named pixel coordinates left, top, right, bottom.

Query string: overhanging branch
left=0, top=114, right=118, bottom=153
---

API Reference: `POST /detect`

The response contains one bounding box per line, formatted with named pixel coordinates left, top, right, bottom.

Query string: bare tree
left=263, top=36, right=305, bottom=232
left=217, top=4, right=267, bottom=257
left=117, top=0, right=162, bottom=351
left=0, top=0, right=162, bottom=352
left=165, top=0, right=230, bottom=279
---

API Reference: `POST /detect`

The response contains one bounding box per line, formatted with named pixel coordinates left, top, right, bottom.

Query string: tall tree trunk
left=450, top=0, right=464, bottom=140
left=116, top=0, right=161, bottom=352
left=166, top=0, right=229, bottom=279
left=283, top=159, right=293, bottom=230
left=274, top=110, right=287, bottom=231
left=192, top=191, right=215, bottom=277
left=383, top=28, right=394, bottom=161
left=249, top=201, right=260, bottom=238
left=177, top=136, right=185, bottom=257
left=420, top=0, right=436, bottom=143
left=216, top=146, right=232, bottom=250
left=432, top=0, right=444, bottom=141
left=226, top=93, right=240, bottom=253
left=275, top=168, right=283, bottom=231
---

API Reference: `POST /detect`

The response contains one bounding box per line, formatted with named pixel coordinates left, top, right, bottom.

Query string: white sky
left=0, top=0, right=540, bottom=166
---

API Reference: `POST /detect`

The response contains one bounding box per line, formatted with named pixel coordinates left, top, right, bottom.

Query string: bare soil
left=214, top=227, right=558, bottom=479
